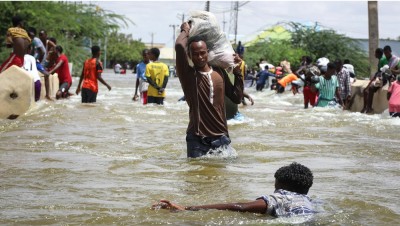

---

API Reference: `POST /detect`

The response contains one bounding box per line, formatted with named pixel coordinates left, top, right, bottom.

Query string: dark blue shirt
left=256, top=70, right=275, bottom=85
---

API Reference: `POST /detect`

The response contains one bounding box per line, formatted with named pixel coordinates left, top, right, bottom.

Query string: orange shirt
left=82, top=58, right=103, bottom=93
left=278, top=73, right=298, bottom=87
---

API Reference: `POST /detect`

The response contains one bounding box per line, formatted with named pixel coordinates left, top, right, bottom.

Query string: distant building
left=144, top=43, right=175, bottom=66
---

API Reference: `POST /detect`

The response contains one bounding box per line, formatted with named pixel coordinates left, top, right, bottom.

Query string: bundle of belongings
left=188, top=11, right=236, bottom=70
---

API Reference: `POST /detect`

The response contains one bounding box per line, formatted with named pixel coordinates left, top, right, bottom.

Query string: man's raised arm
left=175, top=22, right=191, bottom=78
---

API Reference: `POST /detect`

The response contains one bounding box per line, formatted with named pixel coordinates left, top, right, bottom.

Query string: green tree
left=0, top=1, right=138, bottom=75
left=244, top=22, right=370, bottom=78
left=289, top=22, right=369, bottom=77
left=245, top=40, right=307, bottom=70
left=106, top=32, right=146, bottom=68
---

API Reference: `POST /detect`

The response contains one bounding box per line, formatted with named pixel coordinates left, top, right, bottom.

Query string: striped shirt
left=336, top=68, right=351, bottom=100
left=257, top=189, right=314, bottom=217
left=315, top=75, right=339, bottom=107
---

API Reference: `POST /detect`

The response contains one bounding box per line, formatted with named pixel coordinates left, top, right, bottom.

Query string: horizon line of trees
left=243, top=22, right=371, bottom=78
left=0, top=1, right=145, bottom=76
left=0, top=2, right=378, bottom=78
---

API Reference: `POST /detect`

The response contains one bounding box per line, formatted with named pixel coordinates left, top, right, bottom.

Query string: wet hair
left=327, top=62, right=336, bottom=70
left=150, top=47, right=160, bottom=59
left=305, top=56, right=312, bottom=64
left=383, top=45, right=392, bottom=52
left=12, top=15, right=23, bottom=27
left=187, top=35, right=206, bottom=56
left=334, top=59, right=343, bottom=69
left=274, top=162, right=313, bottom=194
left=49, top=37, right=57, bottom=44
left=27, top=27, right=37, bottom=36
left=91, top=45, right=100, bottom=55
left=55, top=45, right=63, bottom=54
left=39, top=30, right=47, bottom=36
left=375, top=48, right=383, bottom=55
left=142, top=49, right=149, bottom=55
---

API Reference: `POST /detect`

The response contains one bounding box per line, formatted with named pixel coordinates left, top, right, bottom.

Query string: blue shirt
left=257, top=189, right=314, bottom=217
left=256, top=70, right=275, bottom=85
left=136, top=61, right=147, bottom=81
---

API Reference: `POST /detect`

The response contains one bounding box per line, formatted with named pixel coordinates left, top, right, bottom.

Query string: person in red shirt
left=48, top=45, right=72, bottom=99
left=75, top=45, right=111, bottom=103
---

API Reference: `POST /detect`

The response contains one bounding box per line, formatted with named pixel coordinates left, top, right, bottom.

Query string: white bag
left=188, top=11, right=235, bottom=69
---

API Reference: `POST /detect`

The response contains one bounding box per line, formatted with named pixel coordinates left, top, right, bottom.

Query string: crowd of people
left=4, top=13, right=400, bottom=221
left=244, top=47, right=400, bottom=115
left=1, top=15, right=113, bottom=104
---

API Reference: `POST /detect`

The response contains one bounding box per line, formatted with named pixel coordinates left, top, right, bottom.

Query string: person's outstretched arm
left=97, top=73, right=111, bottom=91
left=243, top=91, right=254, bottom=105
left=175, top=22, right=191, bottom=80
left=48, top=59, right=63, bottom=74
left=75, top=67, right=85, bottom=95
left=152, top=199, right=267, bottom=214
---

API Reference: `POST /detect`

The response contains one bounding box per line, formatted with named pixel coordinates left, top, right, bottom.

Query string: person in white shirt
left=114, top=63, right=121, bottom=74
left=23, top=45, right=41, bottom=102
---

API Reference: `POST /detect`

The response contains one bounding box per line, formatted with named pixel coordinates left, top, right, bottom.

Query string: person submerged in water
left=152, top=162, right=315, bottom=218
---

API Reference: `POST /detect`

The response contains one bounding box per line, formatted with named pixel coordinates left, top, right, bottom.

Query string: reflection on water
left=1, top=70, right=399, bottom=225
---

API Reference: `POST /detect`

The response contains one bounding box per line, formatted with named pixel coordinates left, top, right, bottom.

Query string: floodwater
left=1, top=69, right=399, bottom=225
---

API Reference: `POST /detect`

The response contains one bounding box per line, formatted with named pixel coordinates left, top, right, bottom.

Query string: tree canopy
left=0, top=1, right=144, bottom=75
left=244, top=22, right=370, bottom=77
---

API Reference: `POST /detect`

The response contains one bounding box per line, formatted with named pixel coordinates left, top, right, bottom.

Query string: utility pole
left=368, top=1, right=379, bottom=76
left=222, top=12, right=227, bottom=33
left=103, top=35, right=108, bottom=68
left=169, top=24, right=179, bottom=65
left=234, top=1, right=239, bottom=44
left=228, top=1, right=239, bottom=44
left=177, top=13, right=186, bottom=23
left=150, top=32, right=154, bottom=48
left=205, top=1, right=210, bottom=11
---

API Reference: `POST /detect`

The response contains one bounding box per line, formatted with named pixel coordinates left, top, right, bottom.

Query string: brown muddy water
left=1, top=70, right=399, bottom=225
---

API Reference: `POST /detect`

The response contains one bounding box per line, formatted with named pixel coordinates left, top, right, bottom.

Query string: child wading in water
left=152, top=162, right=315, bottom=217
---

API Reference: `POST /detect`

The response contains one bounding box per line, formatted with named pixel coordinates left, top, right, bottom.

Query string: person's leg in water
left=156, top=97, right=164, bottom=105
left=34, top=80, right=41, bottom=102
left=186, top=134, right=232, bottom=158
left=56, top=82, right=70, bottom=99
left=303, top=86, right=311, bottom=109
left=186, top=134, right=211, bottom=158
left=366, top=86, right=379, bottom=113
left=361, top=86, right=369, bottom=113
left=141, top=91, right=148, bottom=105
left=390, top=112, right=400, bottom=117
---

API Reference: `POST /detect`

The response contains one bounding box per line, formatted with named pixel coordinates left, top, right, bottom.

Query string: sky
left=92, top=0, right=399, bottom=48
